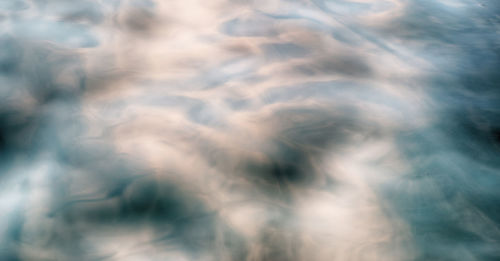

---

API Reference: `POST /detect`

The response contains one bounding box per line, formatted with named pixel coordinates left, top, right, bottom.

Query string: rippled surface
left=1, top=0, right=500, bottom=260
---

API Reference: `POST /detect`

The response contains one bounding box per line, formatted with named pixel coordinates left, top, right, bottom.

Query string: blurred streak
left=0, top=0, right=499, bottom=260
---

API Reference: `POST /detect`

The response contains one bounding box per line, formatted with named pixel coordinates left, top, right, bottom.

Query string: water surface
left=1, top=0, right=500, bottom=260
